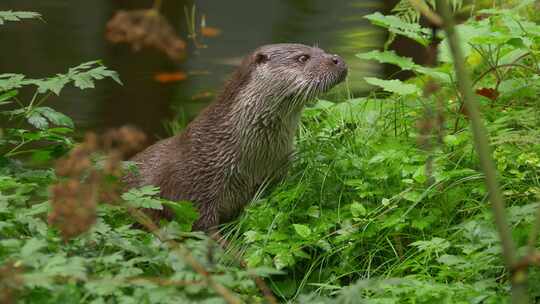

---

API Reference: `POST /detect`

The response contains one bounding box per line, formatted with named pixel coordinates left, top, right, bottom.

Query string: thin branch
left=435, top=1, right=528, bottom=303
left=527, top=203, right=540, bottom=255
left=152, top=0, right=163, bottom=12
left=513, top=251, right=540, bottom=273
left=127, top=208, right=242, bottom=304
left=473, top=63, right=537, bottom=87
left=210, top=229, right=278, bottom=304
left=408, top=0, right=443, bottom=26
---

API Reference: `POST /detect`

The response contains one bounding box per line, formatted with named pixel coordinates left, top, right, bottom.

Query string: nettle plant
left=0, top=11, right=122, bottom=162
left=0, top=61, right=122, bottom=160
left=0, top=11, right=41, bottom=25
left=359, top=3, right=540, bottom=106
left=0, top=11, right=272, bottom=304
left=231, top=3, right=540, bottom=302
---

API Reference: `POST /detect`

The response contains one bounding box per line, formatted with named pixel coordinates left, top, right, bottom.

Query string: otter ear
left=254, top=52, right=270, bottom=64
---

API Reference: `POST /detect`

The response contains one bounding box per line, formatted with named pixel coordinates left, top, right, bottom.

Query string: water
left=1, top=0, right=385, bottom=139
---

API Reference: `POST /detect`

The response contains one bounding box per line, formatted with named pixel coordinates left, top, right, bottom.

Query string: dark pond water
left=1, top=0, right=389, bottom=139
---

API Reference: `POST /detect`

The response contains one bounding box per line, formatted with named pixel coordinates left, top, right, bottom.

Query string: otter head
left=252, top=43, right=347, bottom=104
left=224, top=43, right=348, bottom=114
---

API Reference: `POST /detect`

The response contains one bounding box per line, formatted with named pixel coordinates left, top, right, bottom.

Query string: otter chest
left=218, top=115, right=299, bottom=220
left=238, top=113, right=300, bottom=179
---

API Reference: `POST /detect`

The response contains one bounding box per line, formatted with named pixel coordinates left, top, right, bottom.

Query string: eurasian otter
left=124, top=43, right=347, bottom=232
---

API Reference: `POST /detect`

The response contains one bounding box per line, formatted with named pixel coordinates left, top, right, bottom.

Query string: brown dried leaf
left=105, top=10, right=186, bottom=61
left=0, top=262, right=24, bottom=304
left=154, top=71, right=188, bottom=83
left=49, top=126, right=148, bottom=240
left=201, top=26, right=221, bottom=38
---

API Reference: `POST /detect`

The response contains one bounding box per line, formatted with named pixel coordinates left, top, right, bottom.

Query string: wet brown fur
left=123, top=43, right=347, bottom=231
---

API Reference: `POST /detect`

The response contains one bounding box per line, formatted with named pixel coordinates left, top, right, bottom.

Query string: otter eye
left=297, top=54, right=310, bottom=63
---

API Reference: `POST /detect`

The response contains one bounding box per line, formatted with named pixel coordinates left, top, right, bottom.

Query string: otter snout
left=326, top=54, right=348, bottom=83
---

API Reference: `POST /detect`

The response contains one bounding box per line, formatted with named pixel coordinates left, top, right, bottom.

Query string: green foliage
left=358, top=50, right=418, bottom=70
left=3, top=4, right=540, bottom=304
left=0, top=175, right=257, bottom=302
left=364, top=12, right=432, bottom=47
left=363, top=77, right=420, bottom=95
left=0, top=11, right=41, bottom=25
left=227, top=3, right=540, bottom=302
left=122, top=185, right=165, bottom=210
left=0, top=11, right=262, bottom=304
left=0, top=61, right=121, bottom=160
left=390, top=0, right=465, bottom=24
left=122, top=186, right=199, bottom=231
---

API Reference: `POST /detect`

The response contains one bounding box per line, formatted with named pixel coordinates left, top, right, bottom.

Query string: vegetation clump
left=1, top=2, right=540, bottom=303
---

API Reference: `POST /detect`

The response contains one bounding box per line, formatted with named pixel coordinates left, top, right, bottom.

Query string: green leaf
left=306, top=205, right=320, bottom=218
left=25, top=107, right=74, bottom=130
left=247, top=266, right=284, bottom=277
left=0, top=74, right=26, bottom=91
left=244, top=230, right=260, bottom=243
left=42, top=255, right=87, bottom=280
left=0, top=11, right=41, bottom=25
left=162, top=200, right=198, bottom=231
left=357, top=50, right=417, bottom=70
left=439, top=23, right=490, bottom=63
left=437, top=254, right=467, bottom=266
left=69, top=64, right=123, bottom=89
left=364, top=12, right=430, bottom=46
left=350, top=202, right=367, bottom=217
left=34, top=107, right=74, bottom=128
left=245, top=249, right=264, bottom=267
left=20, top=238, right=47, bottom=259
left=273, top=251, right=295, bottom=270
left=411, top=237, right=450, bottom=253
left=27, top=111, right=49, bottom=130
left=0, top=89, right=18, bottom=105
left=23, top=61, right=122, bottom=95
left=73, top=73, right=95, bottom=89
left=47, top=127, right=74, bottom=134
left=130, top=185, right=159, bottom=196
left=402, top=191, right=422, bottom=203
left=30, top=77, right=70, bottom=95
left=292, top=224, right=312, bottom=239
left=121, top=186, right=163, bottom=210
left=364, top=77, right=420, bottom=95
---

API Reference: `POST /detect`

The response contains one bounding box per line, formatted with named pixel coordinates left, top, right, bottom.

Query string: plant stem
left=473, top=63, right=537, bottom=87
left=435, top=0, right=528, bottom=303
left=127, top=208, right=242, bottom=304
left=407, top=0, right=442, bottom=26
left=152, top=0, right=163, bottom=11
left=527, top=204, right=540, bottom=255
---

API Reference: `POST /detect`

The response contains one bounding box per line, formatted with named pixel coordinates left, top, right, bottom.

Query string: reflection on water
left=0, top=0, right=384, bottom=139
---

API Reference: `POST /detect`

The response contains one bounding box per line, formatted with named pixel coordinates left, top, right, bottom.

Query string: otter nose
left=327, top=54, right=347, bottom=70
left=329, top=54, right=344, bottom=66
left=327, top=54, right=348, bottom=79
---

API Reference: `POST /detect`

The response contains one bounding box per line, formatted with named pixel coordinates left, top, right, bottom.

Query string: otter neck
left=227, top=85, right=306, bottom=179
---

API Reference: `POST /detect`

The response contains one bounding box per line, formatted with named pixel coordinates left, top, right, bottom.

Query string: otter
left=124, top=43, right=347, bottom=232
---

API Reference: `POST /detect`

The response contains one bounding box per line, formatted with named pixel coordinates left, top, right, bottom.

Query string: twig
left=527, top=203, right=540, bottom=255
left=434, top=1, right=528, bottom=303
left=184, top=5, right=205, bottom=49
left=513, top=251, right=540, bottom=273
left=407, top=0, right=443, bottom=26
left=152, top=0, right=163, bottom=12
left=210, top=231, right=279, bottom=304
left=85, top=275, right=203, bottom=287
left=241, top=259, right=277, bottom=304
left=127, top=208, right=242, bottom=304
left=473, top=63, right=537, bottom=87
